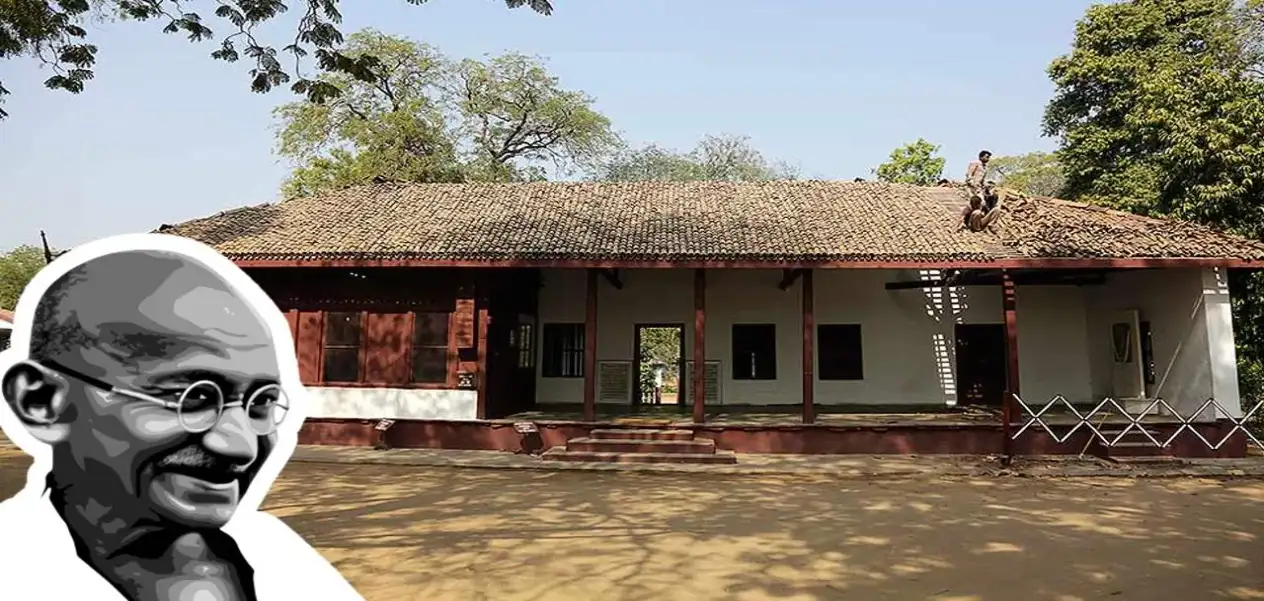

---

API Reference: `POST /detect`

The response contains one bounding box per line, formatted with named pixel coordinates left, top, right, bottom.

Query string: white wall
left=536, top=268, right=696, bottom=404
left=298, top=267, right=1240, bottom=419
left=1014, top=285, right=1094, bottom=406
left=305, top=387, right=478, bottom=420
left=534, top=268, right=1094, bottom=407
left=1084, top=268, right=1241, bottom=417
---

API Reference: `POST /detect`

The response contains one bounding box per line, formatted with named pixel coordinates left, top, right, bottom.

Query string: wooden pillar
left=1001, top=270, right=1021, bottom=457
left=583, top=268, right=598, bottom=422
left=475, top=293, right=490, bottom=420
left=692, top=268, right=707, bottom=424
left=802, top=269, right=816, bottom=424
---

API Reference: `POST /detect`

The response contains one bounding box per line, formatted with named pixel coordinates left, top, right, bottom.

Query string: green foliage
left=0, top=245, right=45, bottom=310
left=989, top=151, right=1066, bottom=197
left=0, top=0, right=552, bottom=120
left=1047, top=0, right=1264, bottom=399
left=275, top=29, right=619, bottom=197
left=592, top=134, right=799, bottom=182
left=873, top=138, right=945, bottom=185
left=1043, top=0, right=1264, bottom=223
left=637, top=327, right=681, bottom=398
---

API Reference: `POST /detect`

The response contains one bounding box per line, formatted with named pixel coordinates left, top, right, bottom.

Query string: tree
left=1044, top=0, right=1264, bottom=401
left=0, top=245, right=45, bottom=310
left=274, top=29, right=620, bottom=197
left=0, top=0, right=552, bottom=120
left=592, top=134, right=799, bottom=182
left=1044, top=0, right=1264, bottom=224
left=638, top=327, right=681, bottom=396
left=873, top=138, right=945, bottom=185
left=989, top=151, right=1066, bottom=197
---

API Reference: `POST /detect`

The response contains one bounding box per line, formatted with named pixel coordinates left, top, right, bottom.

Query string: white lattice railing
left=1009, top=395, right=1264, bottom=451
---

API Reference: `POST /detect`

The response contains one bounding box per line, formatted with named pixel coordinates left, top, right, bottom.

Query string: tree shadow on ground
left=260, top=463, right=1264, bottom=601
left=1, top=441, right=1262, bottom=601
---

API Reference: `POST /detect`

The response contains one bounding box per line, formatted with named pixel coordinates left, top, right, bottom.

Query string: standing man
left=966, top=150, right=992, bottom=198
left=962, top=150, right=994, bottom=229
left=0, top=235, right=364, bottom=601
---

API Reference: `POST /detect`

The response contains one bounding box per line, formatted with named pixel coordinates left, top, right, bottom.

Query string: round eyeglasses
left=29, top=360, right=290, bottom=435
left=170, top=380, right=291, bottom=435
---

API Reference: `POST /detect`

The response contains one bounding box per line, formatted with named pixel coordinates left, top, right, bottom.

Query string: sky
left=0, top=0, right=1100, bottom=251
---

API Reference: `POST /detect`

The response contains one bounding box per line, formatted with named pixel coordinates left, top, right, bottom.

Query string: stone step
left=1103, top=445, right=1170, bottom=457
left=565, top=437, right=715, bottom=455
left=1094, top=432, right=1169, bottom=457
left=589, top=429, right=695, bottom=441
left=1097, top=430, right=1164, bottom=441
left=541, top=447, right=738, bottom=465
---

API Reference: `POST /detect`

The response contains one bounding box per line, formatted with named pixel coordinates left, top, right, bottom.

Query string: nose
left=201, top=404, right=258, bottom=463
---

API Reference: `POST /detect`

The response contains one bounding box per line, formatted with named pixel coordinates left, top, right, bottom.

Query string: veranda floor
left=501, top=403, right=1198, bottom=426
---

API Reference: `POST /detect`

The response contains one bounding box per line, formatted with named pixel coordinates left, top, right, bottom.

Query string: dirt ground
left=1, top=449, right=1262, bottom=601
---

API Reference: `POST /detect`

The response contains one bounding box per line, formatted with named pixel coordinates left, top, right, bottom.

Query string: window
left=818, top=324, right=863, bottom=380
left=517, top=322, right=535, bottom=369
left=542, top=323, right=584, bottom=378
left=411, top=312, right=449, bottom=384
left=732, top=324, right=776, bottom=380
left=322, top=312, right=362, bottom=382
left=0, top=330, right=10, bottom=351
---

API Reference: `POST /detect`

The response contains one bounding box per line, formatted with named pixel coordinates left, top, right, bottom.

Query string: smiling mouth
left=165, top=467, right=240, bottom=486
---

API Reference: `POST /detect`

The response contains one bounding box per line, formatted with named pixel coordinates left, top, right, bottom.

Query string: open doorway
left=634, top=324, right=685, bottom=407
left=954, top=323, right=1007, bottom=407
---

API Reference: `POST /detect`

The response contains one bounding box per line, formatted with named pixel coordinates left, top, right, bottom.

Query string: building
left=160, top=180, right=1264, bottom=460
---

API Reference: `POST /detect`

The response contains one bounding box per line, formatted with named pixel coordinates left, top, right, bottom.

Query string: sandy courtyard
left=1, top=447, right=1262, bottom=601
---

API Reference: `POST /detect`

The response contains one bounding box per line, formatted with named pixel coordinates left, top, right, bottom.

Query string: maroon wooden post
left=583, top=268, right=598, bottom=422
left=692, top=268, right=707, bottom=424
left=475, top=294, right=490, bottom=420
left=1001, top=270, right=1021, bottom=457
left=802, top=269, right=816, bottom=424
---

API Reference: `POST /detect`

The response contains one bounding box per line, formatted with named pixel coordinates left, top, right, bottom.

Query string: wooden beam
left=692, top=268, right=707, bottom=424
left=778, top=268, right=804, bottom=291
left=885, top=270, right=1109, bottom=290
left=598, top=268, right=623, bottom=289
left=801, top=269, right=815, bottom=424
left=232, top=256, right=1262, bottom=270
left=583, top=268, right=598, bottom=422
left=1001, top=270, right=1020, bottom=459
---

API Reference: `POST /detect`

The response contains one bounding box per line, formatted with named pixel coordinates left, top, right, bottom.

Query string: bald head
left=30, top=250, right=273, bottom=372
left=8, top=248, right=285, bottom=532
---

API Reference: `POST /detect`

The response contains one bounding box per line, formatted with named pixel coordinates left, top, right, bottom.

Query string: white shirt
left=0, top=484, right=365, bottom=600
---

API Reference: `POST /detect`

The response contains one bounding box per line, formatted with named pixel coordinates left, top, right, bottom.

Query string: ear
left=1, top=361, right=73, bottom=444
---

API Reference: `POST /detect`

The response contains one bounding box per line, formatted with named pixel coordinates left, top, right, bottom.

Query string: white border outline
left=0, top=233, right=309, bottom=518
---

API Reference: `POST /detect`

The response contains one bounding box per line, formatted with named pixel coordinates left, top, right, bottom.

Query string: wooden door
left=955, top=323, right=1007, bottom=407
left=484, top=303, right=517, bottom=419
left=481, top=269, right=542, bottom=419
left=1109, top=309, right=1146, bottom=400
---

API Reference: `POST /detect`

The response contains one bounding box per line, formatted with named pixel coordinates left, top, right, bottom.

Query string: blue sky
left=0, top=0, right=1098, bottom=250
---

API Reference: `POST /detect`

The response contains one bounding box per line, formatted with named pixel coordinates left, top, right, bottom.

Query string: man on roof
left=962, top=150, right=1002, bottom=231
left=965, top=150, right=991, bottom=195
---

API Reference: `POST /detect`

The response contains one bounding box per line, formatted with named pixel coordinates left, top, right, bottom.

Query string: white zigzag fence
left=1010, top=395, right=1264, bottom=451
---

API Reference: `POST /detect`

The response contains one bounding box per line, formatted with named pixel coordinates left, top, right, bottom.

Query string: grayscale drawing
left=0, top=234, right=365, bottom=601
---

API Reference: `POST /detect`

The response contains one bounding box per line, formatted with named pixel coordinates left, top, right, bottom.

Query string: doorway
left=633, top=324, right=685, bottom=407
left=954, top=323, right=1007, bottom=407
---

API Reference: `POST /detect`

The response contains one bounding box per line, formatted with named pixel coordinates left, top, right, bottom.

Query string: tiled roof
left=159, top=181, right=1264, bottom=263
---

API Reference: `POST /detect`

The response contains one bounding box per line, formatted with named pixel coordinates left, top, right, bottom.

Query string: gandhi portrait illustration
left=0, top=234, right=364, bottom=601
